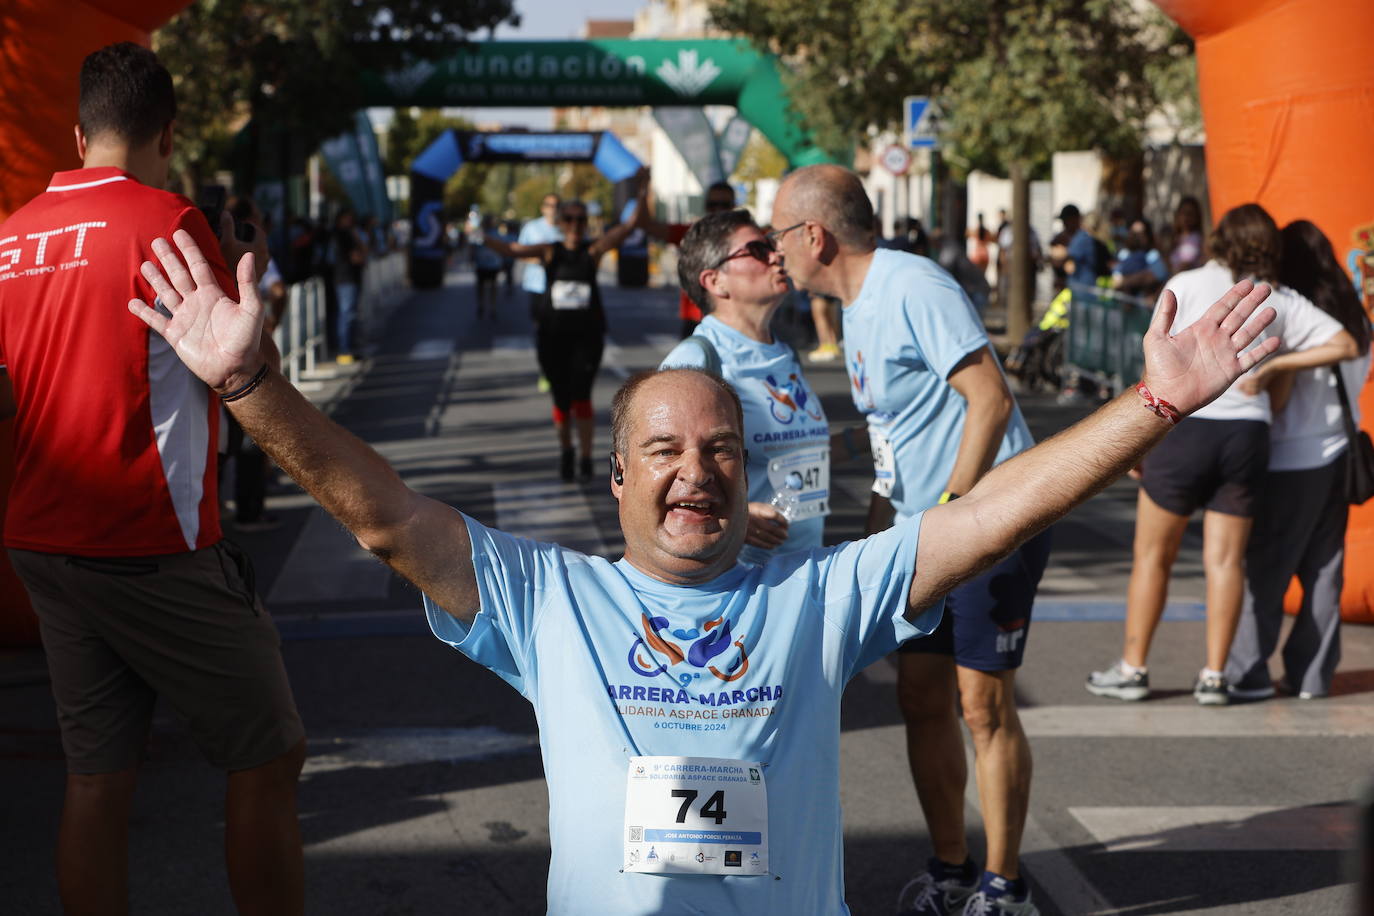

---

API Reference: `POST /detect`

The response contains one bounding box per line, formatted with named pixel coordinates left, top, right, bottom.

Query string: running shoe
left=1085, top=660, right=1150, bottom=701
left=578, top=455, right=593, bottom=484
left=961, top=887, right=1039, bottom=915
left=560, top=448, right=575, bottom=483
left=1226, top=680, right=1276, bottom=701
left=896, top=866, right=978, bottom=915
left=1193, top=670, right=1230, bottom=706
left=808, top=343, right=841, bottom=363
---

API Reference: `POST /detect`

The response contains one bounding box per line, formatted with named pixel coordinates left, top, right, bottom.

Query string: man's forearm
left=911, top=390, right=1170, bottom=612
left=944, top=392, right=1011, bottom=496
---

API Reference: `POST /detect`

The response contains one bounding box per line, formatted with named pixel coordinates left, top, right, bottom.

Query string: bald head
left=776, top=165, right=875, bottom=251
left=611, top=368, right=745, bottom=455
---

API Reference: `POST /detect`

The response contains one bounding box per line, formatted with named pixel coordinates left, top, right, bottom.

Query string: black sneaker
left=1194, top=670, right=1230, bottom=706
left=559, top=448, right=575, bottom=482
left=578, top=455, right=593, bottom=483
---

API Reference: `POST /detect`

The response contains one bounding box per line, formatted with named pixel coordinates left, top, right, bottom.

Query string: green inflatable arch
left=359, top=39, right=838, bottom=169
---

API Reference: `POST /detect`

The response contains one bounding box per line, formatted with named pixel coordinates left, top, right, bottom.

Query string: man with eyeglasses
left=128, top=217, right=1277, bottom=914
left=771, top=165, right=1050, bottom=916
left=642, top=180, right=738, bottom=338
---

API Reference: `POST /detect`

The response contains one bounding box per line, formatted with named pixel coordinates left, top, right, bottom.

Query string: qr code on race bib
left=628, top=826, right=644, bottom=843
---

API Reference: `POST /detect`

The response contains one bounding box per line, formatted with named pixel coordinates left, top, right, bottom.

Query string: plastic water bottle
left=769, top=486, right=799, bottom=522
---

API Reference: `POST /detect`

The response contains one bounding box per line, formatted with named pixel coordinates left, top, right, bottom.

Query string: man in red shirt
left=0, top=43, right=304, bottom=914
left=643, top=180, right=737, bottom=338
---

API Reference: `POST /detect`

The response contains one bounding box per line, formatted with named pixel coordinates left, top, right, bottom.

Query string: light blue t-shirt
left=518, top=217, right=564, bottom=293
left=661, top=316, right=830, bottom=562
left=424, top=512, right=941, bottom=915
left=842, top=249, right=1033, bottom=519
left=1066, top=228, right=1098, bottom=286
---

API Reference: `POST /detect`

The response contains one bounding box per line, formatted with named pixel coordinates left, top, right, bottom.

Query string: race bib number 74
left=623, top=755, right=769, bottom=876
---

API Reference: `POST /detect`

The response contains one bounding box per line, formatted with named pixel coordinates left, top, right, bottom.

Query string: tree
left=709, top=0, right=1187, bottom=340
left=155, top=0, right=518, bottom=197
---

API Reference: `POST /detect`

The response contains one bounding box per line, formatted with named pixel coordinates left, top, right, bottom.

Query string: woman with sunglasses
left=481, top=172, right=649, bottom=481
left=662, top=209, right=852, bottom=564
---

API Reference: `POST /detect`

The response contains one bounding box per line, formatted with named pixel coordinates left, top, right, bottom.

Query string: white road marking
left=409, top=338, right=453, bottom=359
left=491, top=334, right=532, bottom=351
left=1018, top=704, right=1374, bottom=738
left=600, top=341, right=630, bottom=379
left=304, top=727, right=537, bottom=775
left=645, top=333, right=681, bottom=355
left=266, top=507, right=391, bottom=605
left=960, top=744, right=1117, bottom=915
left=493, top=480, right=610, bottom=557
left=1070, top=804, right=1356, bottom=852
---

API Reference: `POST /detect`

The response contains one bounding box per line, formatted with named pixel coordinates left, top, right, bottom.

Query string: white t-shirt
left=1269, top=351, right=1372, bottom=471
left=1164, top=261, right=1344, bottom=423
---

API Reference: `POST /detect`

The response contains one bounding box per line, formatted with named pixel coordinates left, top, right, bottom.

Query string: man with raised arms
left=129, top=228, right=1277, bottom=914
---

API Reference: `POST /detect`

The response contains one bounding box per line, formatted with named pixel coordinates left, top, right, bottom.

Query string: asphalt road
left=2, top=262, right=1372, bottom=915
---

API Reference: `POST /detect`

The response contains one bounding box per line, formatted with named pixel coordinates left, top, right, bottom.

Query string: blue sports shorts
left=899, top=527, right=1052, bottom=671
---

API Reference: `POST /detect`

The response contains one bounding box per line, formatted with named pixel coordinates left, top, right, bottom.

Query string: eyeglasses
left=767, top=221, right=807, bottom=244
left=710, top=239, right=775, bottom=270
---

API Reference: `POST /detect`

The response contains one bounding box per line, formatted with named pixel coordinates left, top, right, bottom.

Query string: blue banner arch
left=409, top=129, right=643, bottom=288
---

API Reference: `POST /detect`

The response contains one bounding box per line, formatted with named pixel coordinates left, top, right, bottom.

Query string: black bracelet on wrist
left=219, top=363, right=269, bottom=403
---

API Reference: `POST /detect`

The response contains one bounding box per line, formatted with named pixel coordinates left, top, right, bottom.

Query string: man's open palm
left=1141, top=279, right=1279, bottom=415
left=127, top=230, right=263, bottom=390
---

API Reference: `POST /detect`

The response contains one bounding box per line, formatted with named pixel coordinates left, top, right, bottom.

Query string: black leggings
left=536, top=330, right=604, bottom=412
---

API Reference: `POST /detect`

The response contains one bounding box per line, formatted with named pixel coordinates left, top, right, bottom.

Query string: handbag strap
left=1332, top=366, right=1361, bottom=443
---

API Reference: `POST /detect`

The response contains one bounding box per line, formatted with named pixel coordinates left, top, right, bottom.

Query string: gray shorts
left=10, top=541, right=303, bottom=774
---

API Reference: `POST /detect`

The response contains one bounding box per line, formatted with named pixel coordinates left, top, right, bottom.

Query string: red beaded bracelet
left=1135, top=382, right=1181, bottom=427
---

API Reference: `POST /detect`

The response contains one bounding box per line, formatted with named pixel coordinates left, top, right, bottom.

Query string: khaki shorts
left=10, top=541, right=303, bottom=774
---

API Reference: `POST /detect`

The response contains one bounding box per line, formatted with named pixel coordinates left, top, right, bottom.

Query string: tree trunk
left=1007, top=160, right=1033, bottom=342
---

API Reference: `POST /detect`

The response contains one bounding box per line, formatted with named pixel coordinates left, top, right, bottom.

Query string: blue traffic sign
left=904, top=95, right=938, bottom=149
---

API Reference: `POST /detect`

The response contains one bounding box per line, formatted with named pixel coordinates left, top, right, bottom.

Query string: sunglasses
left=562, top=213, right=588, bottom=224
left=711, top=238, right=776, bottom=270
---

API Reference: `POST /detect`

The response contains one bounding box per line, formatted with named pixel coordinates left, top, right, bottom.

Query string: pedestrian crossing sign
left=904, top=96, right=938, bottom=149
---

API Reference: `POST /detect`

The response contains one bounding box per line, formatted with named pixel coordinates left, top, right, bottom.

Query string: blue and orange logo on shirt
left=761, top=372, right=824, bottom=424
left=628, top=612, right=750, bottom=685
left=849, top=351, right=875, bottom=411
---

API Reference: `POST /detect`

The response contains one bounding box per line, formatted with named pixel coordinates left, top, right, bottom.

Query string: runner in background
left=479, top=171, right=649, bottom=482
left=641, top=180, right=737, bottom=338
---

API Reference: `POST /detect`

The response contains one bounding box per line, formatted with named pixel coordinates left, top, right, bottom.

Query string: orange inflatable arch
left=2, top=0, right=1373, bottom=641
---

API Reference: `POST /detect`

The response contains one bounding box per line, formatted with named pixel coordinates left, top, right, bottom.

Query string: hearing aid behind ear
left=609, top=453, right=623, bottom=485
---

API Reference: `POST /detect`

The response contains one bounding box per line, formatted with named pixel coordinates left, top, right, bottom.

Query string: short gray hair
left=677, top=209, right=758, bottom=313
left=781, top=165, right=875, bottom=250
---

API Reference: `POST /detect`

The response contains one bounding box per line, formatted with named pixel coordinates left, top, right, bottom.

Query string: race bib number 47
left=623, top=755, right=769, bottom=876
